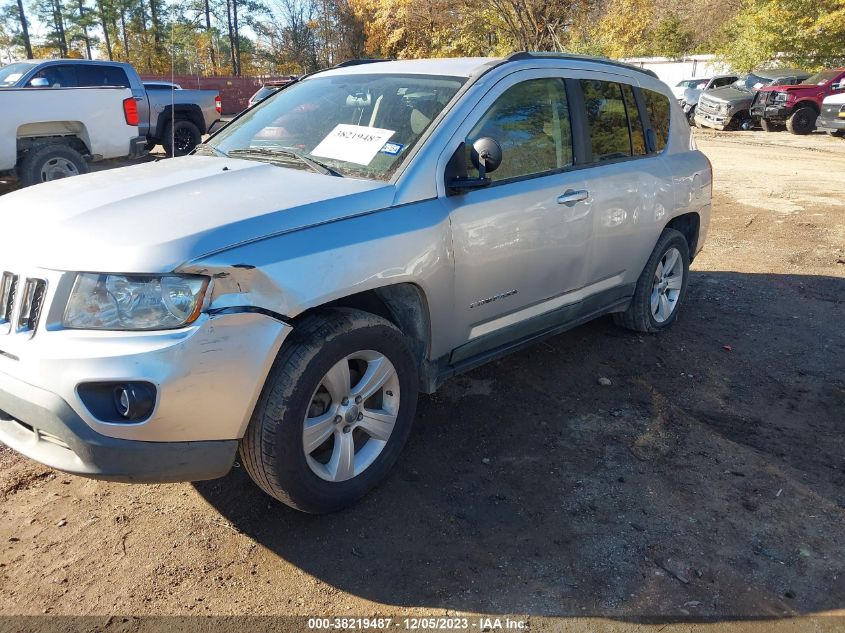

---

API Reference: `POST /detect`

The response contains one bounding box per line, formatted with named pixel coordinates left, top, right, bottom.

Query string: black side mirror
left=469, top=137, right=502, bottom=177
left=447, top=137, right=503, bottom=193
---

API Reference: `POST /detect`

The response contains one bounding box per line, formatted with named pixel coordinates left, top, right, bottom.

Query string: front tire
left=614, top=229, right=690, bottom=333
left=240, top=308, right=419, bottom=513
left=760, top=118, right=781, bottom=132
left=786, top=106, right=817, bottom=135
left=17, top=144, right=89, bottom=187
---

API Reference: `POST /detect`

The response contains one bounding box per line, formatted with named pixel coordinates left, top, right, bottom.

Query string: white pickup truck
left=0, top=86, right=144, bottom=187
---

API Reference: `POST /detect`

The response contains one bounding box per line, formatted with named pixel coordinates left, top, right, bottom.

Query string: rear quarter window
left=76, top=65, right=131, bottom=88
left=642, top=89, right=670, bottom=153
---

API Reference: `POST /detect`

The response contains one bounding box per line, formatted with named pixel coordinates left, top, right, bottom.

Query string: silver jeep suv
left=0, top=53, right=711, bottom=513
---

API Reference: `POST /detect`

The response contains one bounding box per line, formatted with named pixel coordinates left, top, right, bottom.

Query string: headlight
left=63, top=273, right=210, bottom=330
left=774, top=92, right=788, bottom=102
left=719, top=103, right=731, bottom=114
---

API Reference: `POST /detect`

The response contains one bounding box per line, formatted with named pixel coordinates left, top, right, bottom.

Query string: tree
left=14, top=0, right=32, bottom=57
left=651, top=12, right=692, bottom=59
left=719, top=0, right=845, bottom=71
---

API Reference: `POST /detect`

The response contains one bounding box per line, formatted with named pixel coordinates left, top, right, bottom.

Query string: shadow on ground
left=195, top=271, right=845, bottom=618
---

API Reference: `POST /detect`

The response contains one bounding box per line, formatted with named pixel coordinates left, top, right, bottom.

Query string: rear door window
left=76, top=65, right=131, bottom=87
left=580, top=79, right=638, bottom=162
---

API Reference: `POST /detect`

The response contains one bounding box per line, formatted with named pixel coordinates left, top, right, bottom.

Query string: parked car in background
left=817, top=91, right=845, bottom=138
left=0, top=85, right=143, bottom=186
left=143, top=81, right=183, bottom=90
left=673, top=75, right=737, bottom=100
left=750, top=68, right=845, bottom=134
left=247, top=77, right=297, bottom=108
left=0, top=59, right=221, bottom=156
left=678, top=75, right=739, bottom=124
left=0, top=53, right=711, bottom=513
left=695, top=68, right=811, bottom=130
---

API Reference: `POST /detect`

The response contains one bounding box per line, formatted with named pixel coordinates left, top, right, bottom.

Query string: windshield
left=732, top=73, right=771, bottom=91
left=0, top=62, right=35, bottom=87
left=210, top=73, right=466, bottom=181
left=801, top=70, right=841, bottom=85
left=677, top=79, right=709, bottom=90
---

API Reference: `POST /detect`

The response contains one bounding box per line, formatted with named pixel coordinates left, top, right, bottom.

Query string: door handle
left=557, top=189, right=589, bottom=207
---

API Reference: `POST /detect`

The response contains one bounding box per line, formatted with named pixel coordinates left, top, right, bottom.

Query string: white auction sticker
left=311, top=124, right=396, bottom=165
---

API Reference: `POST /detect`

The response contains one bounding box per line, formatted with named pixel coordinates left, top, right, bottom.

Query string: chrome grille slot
left=16, top=278, right=47, bottom=333
left=0, top=272, right=18, bottom=324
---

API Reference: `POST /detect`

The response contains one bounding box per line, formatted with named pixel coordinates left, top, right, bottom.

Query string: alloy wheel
left=303, top=350, right=400, bottom=482
left=650, top=247, right=684, bottom=323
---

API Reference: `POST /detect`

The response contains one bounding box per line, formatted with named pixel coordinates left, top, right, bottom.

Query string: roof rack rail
left=504, top=51, right=659, bottom=79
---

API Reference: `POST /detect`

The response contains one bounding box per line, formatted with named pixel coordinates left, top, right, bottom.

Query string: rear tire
left=17, top=143, right=89, bottom=187
left=162, top=119, right=202, bottom=157
left=786, top=106, right=817, bottom=135
left=240, top=308, right=419, bottom=513
left=614, top=229, right=690, bottom=334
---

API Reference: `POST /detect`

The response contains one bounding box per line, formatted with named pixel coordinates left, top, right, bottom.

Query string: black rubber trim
left=206, top=306, right=293, bottom=325
left=450, top=283, right=634, bottom=365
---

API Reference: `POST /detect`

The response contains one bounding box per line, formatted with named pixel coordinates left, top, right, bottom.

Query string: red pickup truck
left=750, top=68, right=845, bottom=134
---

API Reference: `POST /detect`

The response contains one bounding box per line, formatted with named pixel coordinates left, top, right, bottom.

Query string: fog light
left=113, top=384, right=155, bottom=421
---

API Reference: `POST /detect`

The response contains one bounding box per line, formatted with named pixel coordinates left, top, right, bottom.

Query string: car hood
left=0, top=156, right=395, bottom=273
left=701, top=85, right=760, bottom=104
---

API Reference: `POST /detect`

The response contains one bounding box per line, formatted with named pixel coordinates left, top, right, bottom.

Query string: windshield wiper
left=193, top=144, right=228, bottom=157
left=228, top=147, right=343, bottom=177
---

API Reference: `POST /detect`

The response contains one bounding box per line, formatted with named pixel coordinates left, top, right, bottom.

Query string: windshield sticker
left=380, top=142, right=404, bottom=156
left=311, top=124, right=396, bottom=165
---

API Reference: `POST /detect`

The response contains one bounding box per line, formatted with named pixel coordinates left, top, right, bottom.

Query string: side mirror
left=446, top=137, right=504, bottom=193
left=469, top=137, right=503, bottom=178
left=28, top=77, right=49, bottom=88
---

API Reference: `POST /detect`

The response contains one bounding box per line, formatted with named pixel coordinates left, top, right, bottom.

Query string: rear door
left=443, top=70, right=593, bottom=359
left=576, top=76, right=676, bottom=289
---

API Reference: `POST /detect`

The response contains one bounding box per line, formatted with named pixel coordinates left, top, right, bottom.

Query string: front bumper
left=750, top=103, right=789, bottom=120
left=694, top=110, right=730, bottom=130
left=0, top=297, right=291, bottom=480
left=816, top=114, right=845, bottom=132
left=0, top=369, right=237, bottom=482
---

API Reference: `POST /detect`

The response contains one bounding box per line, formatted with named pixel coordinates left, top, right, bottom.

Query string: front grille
left=0, top=272, right=47, bottom=335
left=698, top=97, right=720, bottom=114
left=17, top=278, right=47, bottom=333
left=0, top=272, right=18, bottom=323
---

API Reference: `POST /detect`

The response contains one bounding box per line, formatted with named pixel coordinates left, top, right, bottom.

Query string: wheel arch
left=664, top=211, right=701, bottom=260
left=154, top=104, right=206, bottom=138
left=16, top=122, right=92, bottom=157
left=792, top=100, right=820, bottom=115
left=292, top=283, right=433, bottom=391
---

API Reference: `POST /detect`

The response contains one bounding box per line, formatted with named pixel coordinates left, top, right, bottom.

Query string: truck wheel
left=760, top=118, right=781, bottom=132
left=162, top=119, right=201, bottom=156
left=613, top=229, right=690, bottom=334
left=240, top=308, right=419, bottom=513
left=17, top=143, right=89, bottom=187
left=786, top=107, right=817, bottom=135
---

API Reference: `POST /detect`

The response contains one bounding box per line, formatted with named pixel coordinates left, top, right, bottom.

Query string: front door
left=443, top=73, right=593, bottom=359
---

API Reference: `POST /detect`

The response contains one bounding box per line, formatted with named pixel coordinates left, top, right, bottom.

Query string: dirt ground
left=1, top=129, right=844, bottom=631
